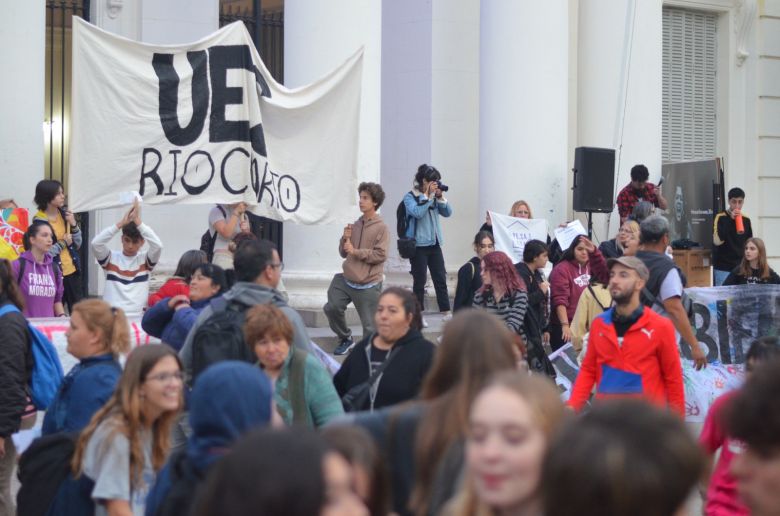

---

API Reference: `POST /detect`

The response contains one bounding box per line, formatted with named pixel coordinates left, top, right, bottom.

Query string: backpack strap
left=17, top=259, right=26, bottom=285
left=588, top=284, right=609, bottom=312
left=469, top=261, right=475, bottom=282
left=288, top=348, right=310, bottom=426
left=15, top=259, right=59, bottom=287
left=0, top=304, right=21, bottom=317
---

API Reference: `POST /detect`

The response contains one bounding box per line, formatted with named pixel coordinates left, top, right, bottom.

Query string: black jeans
left=63, top=272, right=84, bottom=314
left=410, top=244, right=450, bottom=312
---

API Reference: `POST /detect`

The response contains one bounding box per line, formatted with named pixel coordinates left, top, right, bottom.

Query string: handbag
left=341, top=342, right=397, bottom=412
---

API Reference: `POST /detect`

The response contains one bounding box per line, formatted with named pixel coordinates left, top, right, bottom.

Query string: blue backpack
left=0, top=304, right=64, bottom=410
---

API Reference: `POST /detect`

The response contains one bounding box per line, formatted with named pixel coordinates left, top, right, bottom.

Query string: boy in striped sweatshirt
left=91, top=201, right=163, bottom=317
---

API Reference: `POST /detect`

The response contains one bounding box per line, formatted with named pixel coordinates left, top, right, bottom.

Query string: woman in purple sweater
left=548, top=235, right=607, bottom=351
left=11, top=221, right=65, bottom=318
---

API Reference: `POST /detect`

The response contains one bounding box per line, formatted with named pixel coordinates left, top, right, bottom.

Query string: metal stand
left=585, top=211, right=594, bottom=240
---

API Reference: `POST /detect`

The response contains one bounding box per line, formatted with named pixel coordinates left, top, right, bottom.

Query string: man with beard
left=568, top=256, right=685, bottom=416
left=616, top=164, right=668, bottom=224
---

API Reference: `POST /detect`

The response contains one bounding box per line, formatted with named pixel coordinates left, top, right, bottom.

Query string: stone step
left=309, top=311, right=448, bottom=356
left=299, top=292, right=448, bottom=328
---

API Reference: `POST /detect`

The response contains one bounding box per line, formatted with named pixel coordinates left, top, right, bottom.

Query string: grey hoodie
left=179, top=281, right=312, bottom=382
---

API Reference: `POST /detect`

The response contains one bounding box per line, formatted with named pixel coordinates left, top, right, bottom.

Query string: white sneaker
left=441, top=312, right=453, bottom=322
left=422, top=317, right=429, bottom=328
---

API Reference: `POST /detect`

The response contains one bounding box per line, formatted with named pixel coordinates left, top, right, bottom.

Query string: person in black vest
left=712, top=187, right=753, bottom=286
left=636, top=215, right=706, bottom=370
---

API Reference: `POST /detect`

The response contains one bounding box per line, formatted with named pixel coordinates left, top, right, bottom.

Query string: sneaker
left=441, top=312, right=453, bottom=322
left=422, top=317, right=429, bottom=328
left=334, top=337, right=356, bottom=356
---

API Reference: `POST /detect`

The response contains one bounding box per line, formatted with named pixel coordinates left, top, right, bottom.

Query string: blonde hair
left=618, top=220, right=640, bottom=252
left=71, top=299, right=130, bottom=357
left=509, top=200, right=533, bottom=219
left=72, top=345, right=182, bottom=489
left=448, top=372, right=567, bottom=516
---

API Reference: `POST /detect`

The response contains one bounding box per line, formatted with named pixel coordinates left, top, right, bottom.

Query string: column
left=0, top=2, right=45, bottom=212
left=479, top=0, right=571, bottom=238
left=283, top=0, right=382, bottom=306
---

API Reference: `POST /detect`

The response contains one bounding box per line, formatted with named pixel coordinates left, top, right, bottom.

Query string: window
left=662, top=7, right=718, bottom=162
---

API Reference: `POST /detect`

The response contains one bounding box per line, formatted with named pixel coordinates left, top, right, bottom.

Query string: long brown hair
left=453, top=372, right=567, bottom=516
left=71, top=299, right=130, bottom=357
left=739, top=237, right=770, bottom=280
left=0, top=259, right=25, bottom=310
left=409, top=310, right=517, bottom=515
left=72, top=345, right=182, bottom=488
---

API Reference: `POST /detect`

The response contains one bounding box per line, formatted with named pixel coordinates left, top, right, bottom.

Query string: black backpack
left=200, top=205, right=227, bottom=263
left=190, top=297, right=257, bottom=382
left=16, top=431, right=85, bottom=516
left=396, top=194, right=420, bottom=259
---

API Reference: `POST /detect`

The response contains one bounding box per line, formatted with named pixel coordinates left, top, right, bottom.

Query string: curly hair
left=478, top=251, right=526, bottom=294
left=358, top=182, right=386, bottom=209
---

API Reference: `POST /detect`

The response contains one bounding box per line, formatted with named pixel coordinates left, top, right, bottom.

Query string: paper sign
left=489, top=211, right=548, bottom=264
left=553, top=220, right=587, bottom=251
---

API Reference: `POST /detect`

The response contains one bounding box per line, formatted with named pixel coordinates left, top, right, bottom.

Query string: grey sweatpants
left=323, top=274, right=381, bottom=341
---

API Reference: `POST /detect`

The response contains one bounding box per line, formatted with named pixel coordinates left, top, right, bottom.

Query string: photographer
left=403, top=164, right=453, bottom=317
left=616, top=164, right=668, bottom=224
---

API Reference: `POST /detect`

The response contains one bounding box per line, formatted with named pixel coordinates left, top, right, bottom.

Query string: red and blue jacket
left=568, top=306, right=685, bottom=416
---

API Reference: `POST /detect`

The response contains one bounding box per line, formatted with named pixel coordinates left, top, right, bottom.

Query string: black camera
left=436, top=182, right=449, bottom=192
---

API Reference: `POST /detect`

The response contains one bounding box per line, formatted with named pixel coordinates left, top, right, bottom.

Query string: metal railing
left=45, top=0, right=90, bottom=293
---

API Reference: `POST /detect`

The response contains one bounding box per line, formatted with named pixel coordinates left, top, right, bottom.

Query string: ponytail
left=71, top=299, right=130, bottom=357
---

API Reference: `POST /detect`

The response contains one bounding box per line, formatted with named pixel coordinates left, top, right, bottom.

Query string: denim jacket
left=41, top=354, right=121, bottom=435
left=403, top=190, right=453, bottom=247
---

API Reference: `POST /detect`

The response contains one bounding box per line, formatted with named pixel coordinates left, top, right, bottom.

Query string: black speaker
left=572, top=147, right=616, bottom=213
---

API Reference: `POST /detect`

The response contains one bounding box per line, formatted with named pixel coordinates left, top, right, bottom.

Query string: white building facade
left=2, top=0, right=778, bottom=309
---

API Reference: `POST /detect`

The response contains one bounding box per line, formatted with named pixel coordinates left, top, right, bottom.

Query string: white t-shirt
left=208, top=204, right=239, bottom=254
left=82, top=419, right=155, bottom=516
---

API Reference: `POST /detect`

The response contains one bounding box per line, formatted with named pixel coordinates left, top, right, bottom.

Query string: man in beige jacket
left=325, top=182, right=390, bottom=355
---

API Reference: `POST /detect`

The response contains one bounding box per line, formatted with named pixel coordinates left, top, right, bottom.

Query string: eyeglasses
left=270, top=262, right=285, bottom=271
left=146, top=371, right=183, bottom=384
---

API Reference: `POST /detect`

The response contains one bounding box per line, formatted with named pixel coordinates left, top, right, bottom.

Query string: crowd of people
left=0, top=166, right=779, bottom=516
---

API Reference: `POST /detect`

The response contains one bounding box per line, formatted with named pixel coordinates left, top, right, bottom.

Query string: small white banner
left=68, top=18, right=363, bottom=225
left=489, top=211, right=548, bottom=264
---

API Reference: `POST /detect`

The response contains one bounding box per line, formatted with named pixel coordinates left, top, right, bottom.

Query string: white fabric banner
left=489, top=212, right=548, bottom=264
left=68, top=18, right=363, bottom=225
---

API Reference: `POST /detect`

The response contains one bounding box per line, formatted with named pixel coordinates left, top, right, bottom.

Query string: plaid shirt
left=616, top=182, right=659, bottom=219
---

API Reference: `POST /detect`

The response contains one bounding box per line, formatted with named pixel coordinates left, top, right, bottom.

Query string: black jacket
left=453, top=257, right=481, bottom=311
left=333, top=329, right=435, bottom=411
left=713, top=211, right=753, bottom=271
left=515, top=262, right=548, bottom=340
left=724, top=266, right=780, bottom=286
left=0, top=300, right=32, bottom=438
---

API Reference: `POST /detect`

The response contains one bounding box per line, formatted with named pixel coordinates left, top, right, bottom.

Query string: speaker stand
left=585, top=211, right=594, bottom=240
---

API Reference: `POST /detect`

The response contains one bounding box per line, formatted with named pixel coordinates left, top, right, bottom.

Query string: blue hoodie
left=145, top=362, right=273, bottom=516
left=141, top=295, right=219, bottom=351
